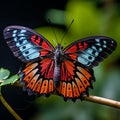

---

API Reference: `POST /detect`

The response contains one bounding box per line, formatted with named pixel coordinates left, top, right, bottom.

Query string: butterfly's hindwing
left=20, top=58, right=55, bottom=95
left=4, top=25, right=54, bottom=62
left=64, top=36, right=117, bottom=68
left=57, top=60, right=95, bottom=101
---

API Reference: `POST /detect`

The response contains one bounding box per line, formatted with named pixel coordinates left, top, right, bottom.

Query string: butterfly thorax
left=54, top=44, right=63, bottom=63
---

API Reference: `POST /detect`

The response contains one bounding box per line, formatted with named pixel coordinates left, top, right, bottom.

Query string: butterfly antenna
left=48, top=19, right=58, bottom=45
left=60, top=19, right=74, bottom=44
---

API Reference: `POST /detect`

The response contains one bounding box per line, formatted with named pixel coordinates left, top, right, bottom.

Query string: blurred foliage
left=0, top=68, right=19, bottom=87
left=0, top=68, right=10, bottom=80
left=28, top=0, right=120, bottom=120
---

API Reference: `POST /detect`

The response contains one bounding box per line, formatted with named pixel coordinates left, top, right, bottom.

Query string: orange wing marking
left=76, top=72, right=90, bottom=88
left=72, top=81, right=80, bottom=98
left=27, top=74, right=40, bottom=89
left=40, top=80, right=48, bottom=94
left=24, top=68, right=38, bottom=83
left=32, top=79, right=54, bottom=94
left=77, top=66, right=91, bottom=79
left=60, top=82, right=67, bottom=97
left=66, top=83, right=73, bottom=98
left=32, top=78, right=43, bottom=93
left=23, top=62, right=38, bottom=75
left=49, top=79, right=54, bottom=92
left=75, top=78, right=86, bottom=93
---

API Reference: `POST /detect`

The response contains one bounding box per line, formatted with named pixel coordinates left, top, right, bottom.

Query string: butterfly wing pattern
left=57, top=36, right=117, bottom=101
left=3, top=25, right=117, bottom=101
left=4, top=26, right=56, bottom=95
left=4, top=26, right=55, bottom=62
left=63, top=36, right=117, bottom=68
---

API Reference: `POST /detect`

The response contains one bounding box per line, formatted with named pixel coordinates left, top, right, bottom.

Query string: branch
left=83, top=95, right=120, bottom=109
left=0, top=92, right=23, bottom=120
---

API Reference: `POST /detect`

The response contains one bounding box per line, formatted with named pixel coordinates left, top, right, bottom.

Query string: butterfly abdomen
left=53, top=64, right=60, bottom=87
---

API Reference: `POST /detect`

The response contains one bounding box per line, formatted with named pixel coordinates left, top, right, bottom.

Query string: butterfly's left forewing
left=3, top=25, right=55, bottom=63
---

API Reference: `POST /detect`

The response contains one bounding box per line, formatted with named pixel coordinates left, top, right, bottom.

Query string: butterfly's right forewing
left=63, top=36, right=117, bottom=68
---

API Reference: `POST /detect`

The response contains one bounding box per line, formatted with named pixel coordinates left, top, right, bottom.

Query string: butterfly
left=3, top=25, right=117, bottom=101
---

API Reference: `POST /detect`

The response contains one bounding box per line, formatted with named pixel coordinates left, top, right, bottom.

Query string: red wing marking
left=64, top=42, right=88, bottom=53
left=78, top=42, right=88, bottom=50
left=42, top=40, right=52, bottom=50
left=61, top=60, right=75, bottom=81
left=66, top=45, right=77, bottom=53
left=67, top=53, right=77, bottom=60
left=31, top=35, right=52, bottom=50
left=64, top=60, right=74, bottom=75
left=31, top=35, right=41, bottom=45
left=40, top=58, right=54, bottom=78
left=40, top=50, right=50, bottom=56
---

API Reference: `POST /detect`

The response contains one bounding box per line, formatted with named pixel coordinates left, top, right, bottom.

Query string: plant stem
left=0, top=92, right=22, bottom=120
left=83, top=95, right=120, bottom=109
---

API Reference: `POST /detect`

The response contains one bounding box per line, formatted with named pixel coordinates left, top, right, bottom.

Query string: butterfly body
left=3, top=25, right=117, bottom=101
left=52, top=44, right=62, bottom=87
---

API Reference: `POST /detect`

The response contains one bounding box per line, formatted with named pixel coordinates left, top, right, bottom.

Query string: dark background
left=0, top=0, right=68, bottom=73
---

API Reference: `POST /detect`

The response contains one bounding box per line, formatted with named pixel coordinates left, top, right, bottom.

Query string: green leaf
left=0, top=68, right=19, bottom=87
left=0, top=68, right=10, bottom=80
left=0, top=74, right=19, bottom=86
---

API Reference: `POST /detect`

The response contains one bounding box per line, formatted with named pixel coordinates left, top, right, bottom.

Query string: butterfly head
left=54, top=44, right=64, bottom=62
left=55, top=44, right=63, bottom=50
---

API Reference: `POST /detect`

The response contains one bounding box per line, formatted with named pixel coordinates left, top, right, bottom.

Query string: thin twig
left=0, top=92, right=23, bottom=120
left=83, top=95, right=120, bottom=109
